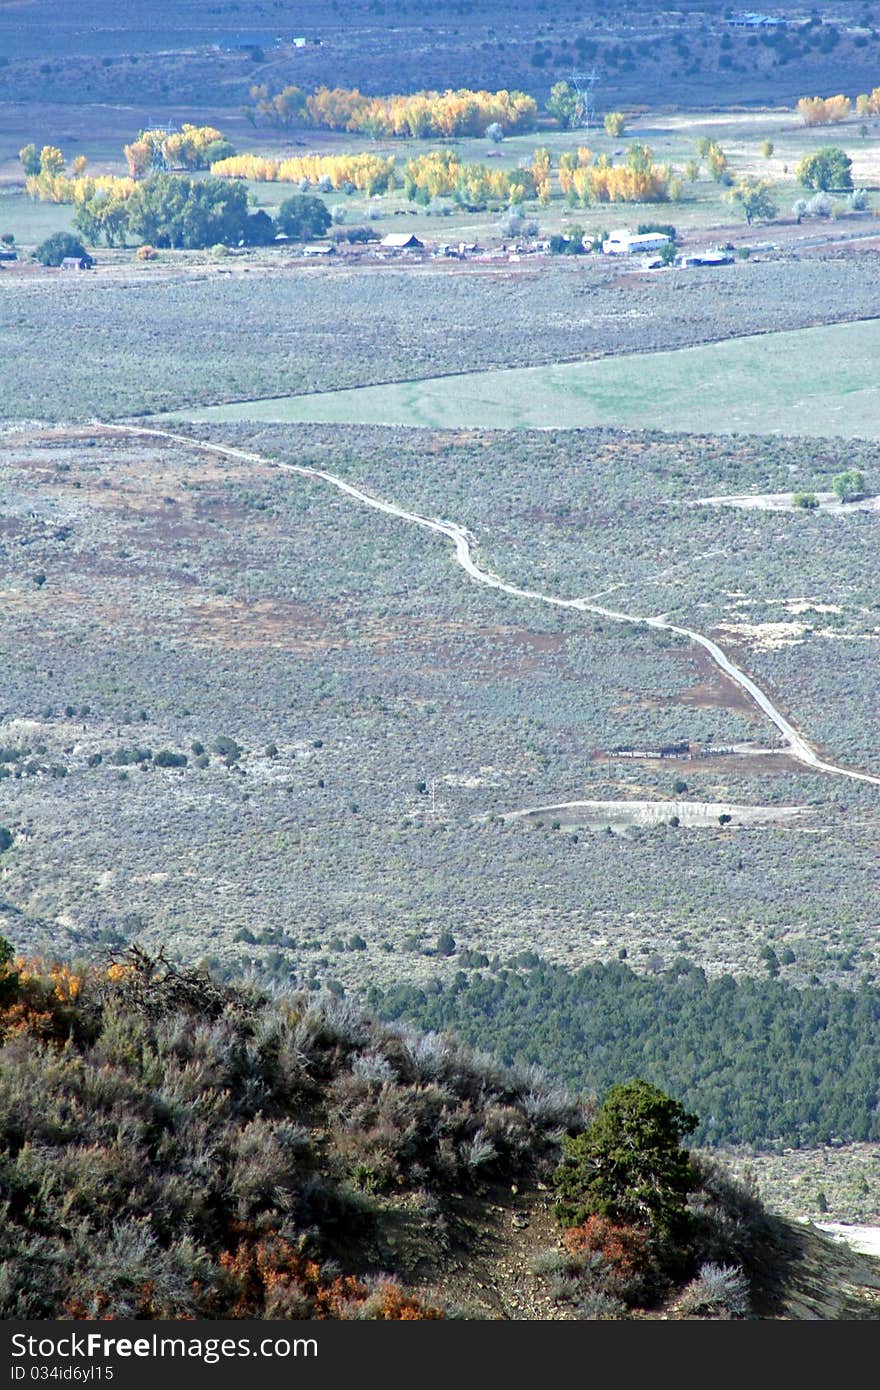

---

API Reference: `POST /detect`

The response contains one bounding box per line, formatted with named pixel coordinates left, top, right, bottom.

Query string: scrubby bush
left=153, top=750, right=187, bottom=768
left=807, top=192, right=833, bottom=217
left=212, top=735, right=242, bottom=761
left=562, top=1216, right=653, bottom=1302
left=0, top=943, right=590, bottom=1318
left=677, top=1262, right=750, bottom=1318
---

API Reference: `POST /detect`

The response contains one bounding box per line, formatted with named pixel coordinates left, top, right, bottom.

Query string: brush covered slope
left=1, top=939, right=878, bottom=1321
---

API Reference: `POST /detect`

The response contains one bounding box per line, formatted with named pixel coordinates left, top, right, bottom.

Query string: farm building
left=603, top=230, right=669, bottom=256
left=60, top=257, right=90, bottom=271
left=380, top=233, right=424, bottom=251
left=680, top=249, right=735, bottom=267
left=302, top=243, right=336, bottom=257
left=727, top=12, right=780, bottom=27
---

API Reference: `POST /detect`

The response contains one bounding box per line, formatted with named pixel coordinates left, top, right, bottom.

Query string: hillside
left=2, top=1, right=880, bottom=109
left=1, top=938, right=879, bottom=1321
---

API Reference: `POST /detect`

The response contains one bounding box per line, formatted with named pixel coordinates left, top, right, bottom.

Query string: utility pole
left=430, top=779, right=436, bottom=815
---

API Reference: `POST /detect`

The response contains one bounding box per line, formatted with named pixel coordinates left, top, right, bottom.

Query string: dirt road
left=97, top=421, right=880, bottom=791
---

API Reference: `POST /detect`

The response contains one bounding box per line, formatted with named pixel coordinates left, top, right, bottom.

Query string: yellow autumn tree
left=855, top=87, right=880, bottom=116
left=39, top=145, right=64, bottom=175
left=124, top=139, right=154, bottom=179
left=558, top=147, right=593, bottom=196
left=162, top=124, right=226, bottom=169
left=797, top=94, right=852, bottom=125
left=531, top=147, right=552, bottom=205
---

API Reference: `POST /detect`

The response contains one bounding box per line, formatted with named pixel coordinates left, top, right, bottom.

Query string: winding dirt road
left=99, top=422, right=880, bottom=790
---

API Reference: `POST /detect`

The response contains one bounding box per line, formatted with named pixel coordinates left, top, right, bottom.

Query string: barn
left=380, top=233, right=424, bottom=251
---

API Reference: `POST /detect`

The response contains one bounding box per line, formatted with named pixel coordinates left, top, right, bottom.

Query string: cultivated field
left=3, top=253, right=880, bottom=423
left=181, top=318, right=880, bottom=439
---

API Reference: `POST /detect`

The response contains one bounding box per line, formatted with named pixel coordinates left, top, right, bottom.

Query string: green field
left=178, top=317, right=880, bottom=438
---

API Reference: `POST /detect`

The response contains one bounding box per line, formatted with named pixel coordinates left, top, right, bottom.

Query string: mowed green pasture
left=180, top=317, right=880, bottom=439
left=0, top=192, right=74, bottom=243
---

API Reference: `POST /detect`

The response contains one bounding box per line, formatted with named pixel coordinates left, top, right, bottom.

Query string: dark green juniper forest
left=2, top=0, right=880, bottom=1324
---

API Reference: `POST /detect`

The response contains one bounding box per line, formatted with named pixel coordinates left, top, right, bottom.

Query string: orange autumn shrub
left=562, top=1215, right=651, bottom=1297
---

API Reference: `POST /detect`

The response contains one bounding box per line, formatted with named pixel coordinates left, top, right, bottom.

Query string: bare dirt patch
left=503, top=800, right=808, bottom=831
left=182, top=596, right=333, bottom=653
left=666, top=644, right=767, bottom=720
left=696, top=490, right=880, bottom=516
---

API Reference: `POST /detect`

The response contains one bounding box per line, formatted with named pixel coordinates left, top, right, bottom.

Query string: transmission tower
left=569, top=66, right=599, bottom=129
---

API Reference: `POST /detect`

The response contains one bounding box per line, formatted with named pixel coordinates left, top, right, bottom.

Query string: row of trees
left=557, top=143, right=681, bottom=206
left=68, top=175, right=287, bottom=249
left=798, top=93, right=853, bottom=125
left=248, top=83, right=538, bottom=137
left=211, top=152, right=397, bottom=194
left=798, top=88, right=880, bottom=124
left=401, top=148, right=537, bottom=208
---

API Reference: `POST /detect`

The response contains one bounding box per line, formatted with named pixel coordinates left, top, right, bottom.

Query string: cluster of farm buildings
left=298, top=228, right=734, bottom=269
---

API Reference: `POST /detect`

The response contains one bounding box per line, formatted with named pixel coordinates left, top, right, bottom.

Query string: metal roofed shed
left=603, top=230, right=670, bottom=256
left=680, top=249, right=735, bottom=267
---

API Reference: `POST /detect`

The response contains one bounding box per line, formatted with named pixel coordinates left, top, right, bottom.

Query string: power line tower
left=569, top=66, right=599, bottom=128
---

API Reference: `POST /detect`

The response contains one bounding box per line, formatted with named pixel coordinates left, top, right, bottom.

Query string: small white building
left=603, top=229, right=670, bottom=256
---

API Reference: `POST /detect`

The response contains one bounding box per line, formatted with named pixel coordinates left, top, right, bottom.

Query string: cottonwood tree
left=729, top=176, right=777, bottom=225
left=832, top=468, right=865, bottom=502
left=797, top=146, right=852, bottom=191
left=546, top=81, right=584, bottom=129
left=277, top=193, right=331, bottom=240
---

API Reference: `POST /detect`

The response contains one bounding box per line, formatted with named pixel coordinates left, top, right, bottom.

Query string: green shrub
left=33, top=233, right=93, bottom=268
left=553, top=1080, right=698, bottom=1234
left=832, top=468, right=865, bottom=502
left=153, top=750, right=187, bottom=768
